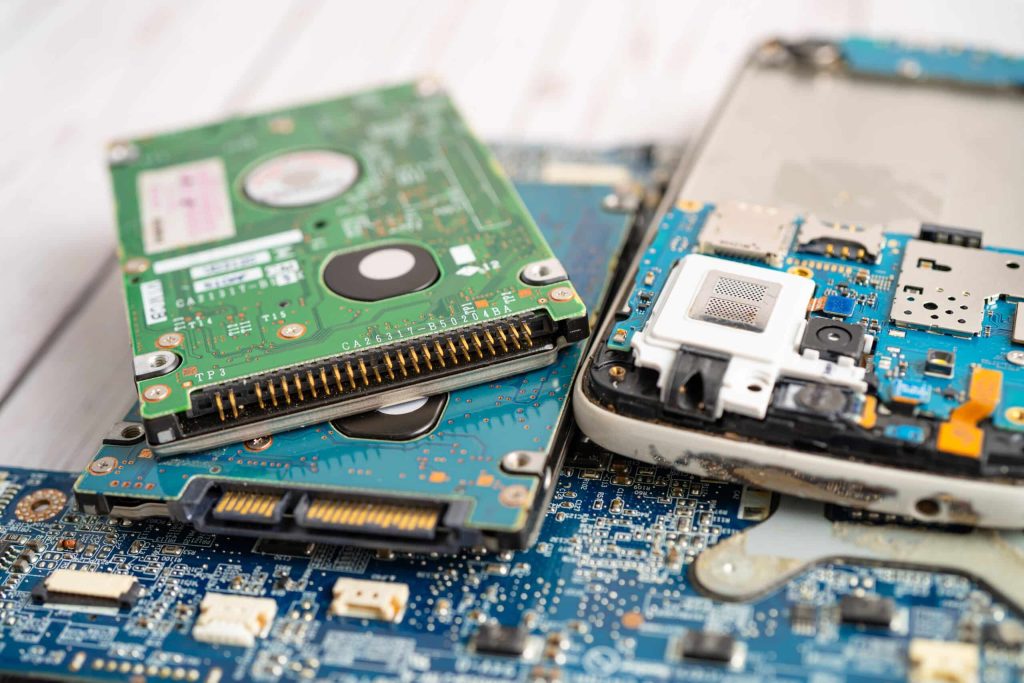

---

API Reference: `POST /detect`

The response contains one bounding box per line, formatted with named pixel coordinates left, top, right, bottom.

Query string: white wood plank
left=0, top=0, right=304, bottom=396
left=0, top=270, right=135, bottom=470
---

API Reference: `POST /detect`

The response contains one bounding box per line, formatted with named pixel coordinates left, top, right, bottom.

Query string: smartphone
left=575, top=37, right=1024, bottom=528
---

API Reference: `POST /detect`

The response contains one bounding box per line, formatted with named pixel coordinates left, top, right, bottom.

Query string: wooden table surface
left=1, top=0, right=1021, bottom=471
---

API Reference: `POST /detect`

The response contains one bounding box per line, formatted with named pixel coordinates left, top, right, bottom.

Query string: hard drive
left=109, top=82, right=589, bottom=453
left=77, top=145, right=670, bottom=552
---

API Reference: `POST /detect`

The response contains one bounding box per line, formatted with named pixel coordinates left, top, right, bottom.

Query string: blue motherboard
left=595, top=197, right=1024, bottom=482
left=608, top=202, right=1024, bottom=432
left=2, top=458, right=1023, bottom=681
left=841, top=36, right=1024, bottom=88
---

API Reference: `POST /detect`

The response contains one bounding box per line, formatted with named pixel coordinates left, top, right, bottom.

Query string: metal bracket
left=521, top=259, right=568, bottom=286
left=133, top=351, right=181, bottom=381
left=692, top=495, right=1024, bottom=614
left=501, top=450, right=547, bottom=476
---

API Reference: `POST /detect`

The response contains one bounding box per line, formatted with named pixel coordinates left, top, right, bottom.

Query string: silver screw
left=549, top=287, right=574, bottom=302
left=124, top=257, right=150, bottom=274
left=279, top=323, right=306, bottom=339
left=1008, top=350, right=1024, bottom=366
left=142, top=385, right=170, bottom=402
left=244, top=436, right=274, bottom=452
left=157, top=332, right=184, bottom=348
left=108, top=141, right=140, bottom=165
left=499, top=485, right=530, bottom=508
left=89, top=456, right=118, bottom=475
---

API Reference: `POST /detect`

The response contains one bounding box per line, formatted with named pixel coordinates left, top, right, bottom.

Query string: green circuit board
left=109, top=82, right=588, bottom=452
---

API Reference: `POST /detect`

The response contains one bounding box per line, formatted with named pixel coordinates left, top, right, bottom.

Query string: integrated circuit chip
left=472, top=623, right=530, bottom=657
left=839, top=594, right=895, bottom=629
left=676, top=630, right=745, bottom=667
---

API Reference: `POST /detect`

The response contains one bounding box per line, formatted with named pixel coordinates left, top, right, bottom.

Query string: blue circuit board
left=841, top=36, right=1024, bottom=88
left=607, top=201, right=1024, bottom=440
left=75, top=180, right=635, bottom=551
left=3, top=458, right=1022, bottom=681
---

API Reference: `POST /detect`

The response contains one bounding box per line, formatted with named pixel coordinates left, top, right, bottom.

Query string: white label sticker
left=138, top=158, right=236, bottom=254
left=189, top=251, right=271, bottom=280
left=152, top=230, right=303, bottom=275
left=450, top=244, right=476, bottom=265
left=140, top=280, right=167, bottom=325
left=193, top=267, right=263, bottom=293
left=265, top=259, right=303, bottom=286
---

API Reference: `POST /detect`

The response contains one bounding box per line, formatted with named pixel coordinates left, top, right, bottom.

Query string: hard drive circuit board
left=110, top=82, right=588, bottom=451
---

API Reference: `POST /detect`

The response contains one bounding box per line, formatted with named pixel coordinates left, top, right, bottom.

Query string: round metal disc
left=243, top=149, right=359, bottom=207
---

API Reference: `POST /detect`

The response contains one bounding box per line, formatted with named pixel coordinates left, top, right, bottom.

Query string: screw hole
left=923, top=302, right=938, bottom=310
left=915, top=498, right=941, bottom=517
left=747, top=384, right=763, bottom=393
left=120, top=425, right=143, bottom=439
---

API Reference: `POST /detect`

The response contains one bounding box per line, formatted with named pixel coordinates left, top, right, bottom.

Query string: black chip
left=473, top=623, right=529, bottom=657
left=252, top=538, right=316, bottom=557
left=677, top=630, right=739, bottom=663
left=789, top=603, right=818, bottom=627
left=839, top=594, right=895, bottom=628
left=330, top=394, right=447, bottom=441
left=322, top=243, right=439, bottom=302
left=800, top=318, right=865, bottom=362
